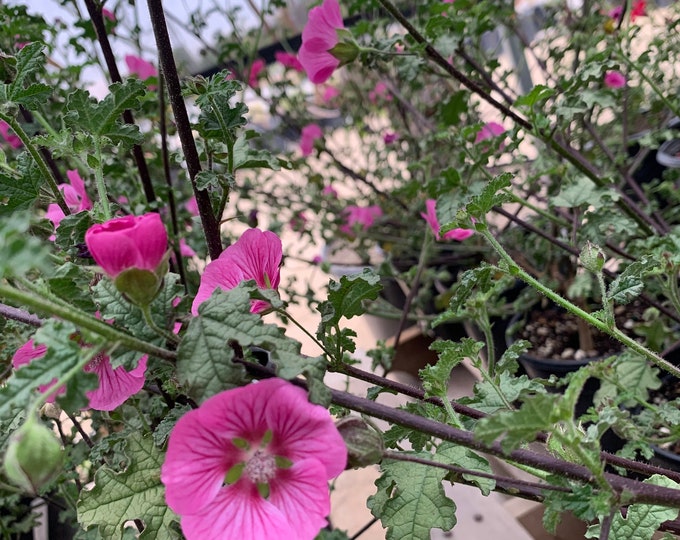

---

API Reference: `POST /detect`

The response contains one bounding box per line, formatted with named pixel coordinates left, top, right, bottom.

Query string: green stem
left=0, top=112, right=69, bottom=216
left=92, top=139, right=111, bottom=220
left=667, top=268, right=680, bottom=318
left=478, top=225, right=680, bottom=379
left=278, top=308, right=333, bottom=359
left=141, top=304, right=180, bottom=344
left=0, top=283, right=176, bottom=361
left=359, top=46, right=417, bottom=57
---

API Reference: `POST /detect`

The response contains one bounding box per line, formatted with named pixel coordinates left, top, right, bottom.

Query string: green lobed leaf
left=436, top=442, right=495, bottom=495
left=0, top=42, right=47, bottom=107
left=464, top=173, right=513, bottom=220
left=609, top=475, right=680, bottom=540
left=422, top=338, right=484, bottom=399
left=368, top=453, right=456, bottom=539
left=607, top=257, right=656, bottom=305
left=0, top=153, right=42, bottom=216
left=515, top=84, right=556, bottom=107
left=460, top=371, right=543, bottom=414
left=595, top=351, right=660, bottom=406
left=77, top=433, right=180, bottom=539
left=0, top=320, right=84, bottom=421
left=232, top=134, right=285, bottom=171
left=320, top=269, right=382, bottom=327
left=474, top=393, right=565, bottom=452
left=64, top=81, right=145, bottom=146
left=179, top=285, right=328, bottom=404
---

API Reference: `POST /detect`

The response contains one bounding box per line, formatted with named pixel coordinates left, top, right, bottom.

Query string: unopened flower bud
left=336, top=417, right=384, bottom=468
left=3, top=415, right=63, bottom=494
left=580, top=241, right=606, bottom=273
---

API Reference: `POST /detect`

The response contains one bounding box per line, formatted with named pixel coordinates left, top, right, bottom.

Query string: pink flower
left=300, top=124, right=323, bottom=156
left=474, top=121, right=506, bottom=144
left=339, top=205, right=383, bottom=235
left=383, top=132, right=398, bottom=144
left=192, top=228, right=282, bottom=315
left=322, top=185, right=338, bottom=198
left=421, top=199, right=474, bottom=241
left=368, top=81, right=391, bottom=104
left=289, top=212, right=308, bottom=234
left=12, top=340, right=146, bottom=411
left=298, top=0, right=344, bottom=84
left=249, top=58, right=266, bottom=89
left=312, top=255, right=323, bottom=265
left=608, top=5, right=623, bottom=19
left=631, top=0, right=646, bottom=21
left=85, top=213, right=168, bottom=279
left=321, top=85, right=340, bottom=103
left=0, top=120, right=22, bottom=149
left=275, top=51, right=304, bottom=72
left=12, top=340, right=60, bottom=401
left=125, top=55, right=157, bottom=88
left=604, top=70, right=626, bottom=88
left=185, top=196, right=199, bottom=216
left=161, top=378, right=347, bottom=540
left=179, top=238, right=196, bottom=258
left=102, top=8, right=116, bottom=22
left=46, top=170, right=92, bottom=232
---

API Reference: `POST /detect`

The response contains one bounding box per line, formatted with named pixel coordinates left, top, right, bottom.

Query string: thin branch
left=146, top=0, right=223, bottom=260
left=0, top=303, right=42, bottom=327
left=82, top=0, right=157, bottom=206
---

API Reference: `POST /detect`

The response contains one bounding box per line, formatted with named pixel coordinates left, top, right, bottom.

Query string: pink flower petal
left=275, top=51, right=304, bottom=72
left=604, top=70, right=626, bottom=89
left=249, top=58, right=266, bottom=88
left=299, top=0, right=344, bottom=84
left=84, top=354, right=147, bottom=411
left=0, top=120, right=22, bottom=149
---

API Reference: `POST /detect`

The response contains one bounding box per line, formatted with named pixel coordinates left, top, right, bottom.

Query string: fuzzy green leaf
left=0, top=42, right=49, bottom=107
left=179, top=285, right=328, bottom=403
left=608, top=258, right=655, bottom=305
left=475, top=393, right=564, bottom=451
left=368, top=453, right=456, bottom=539
left=77, top=433, right=179, bottom=539
left=422, top=338, right=483, bottom=399
left=64, top=81, right=145, bottom=146
left=595, top=352, right=660, bottom=406
left=464, top=173, right=513, bottom=220
left=461, top=371, right=543, bottom=414
left=0, top=153, right=42, bottom=215
left=436, top=442, right=495, bottom=495
left=320, top=269, right=382, bottom=327
left=609, top=475, right=680, bottom=540
left=232, top=135, right=286, bottom=171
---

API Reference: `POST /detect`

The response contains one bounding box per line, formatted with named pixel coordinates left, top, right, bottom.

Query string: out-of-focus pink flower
left=12, top=340, right=61, bottom=401
left=604, top=70, right=626, bottom=88
left=322, top=185, right=338, bottom=198
left=312, top=254, right=323, bottom=265
left=0, top=120, right=22, bottom=149
left=383, top=132, right=398, bottom=144
left=12, top=339, right=146, bottom=411
left=185, top=196, right=199, bottom=216
left=300, top=123, right=323, bottom=156
left=368, top=81, right=391, bottom=104
left=339, top=205, right=382, bottom=235
left=249, top=58, right=266, bottom=88
left=275, top=51, right=304, bottom=72
left=46, top=170, right=92, bottom=233
left=474, top=121, right=506, bottom=144
left=125, top=55, right=157, bottom=88
left=102, top=8, right=116, bottom=22
left=321, top=85, right=340, bottom=103
left=161, top=378, right=347, bottom=540
left=83, top=353, right=147, bottom=411
left=289, top=212, right=308, bottom=234
left=85, top=213, right=168, bottom=279
left=631, top=0, right=646, bottom=21
left=421, top=199, right=474, bottom=241
left=299, top=0, right=345, bottom=84
left=179, top=238, right=196, bottom=258
left=192, top=228, right=282, bottom=315
left=608, top=5, right=623, bottom=19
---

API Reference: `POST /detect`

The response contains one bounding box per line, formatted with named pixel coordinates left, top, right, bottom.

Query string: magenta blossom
left=339, top=205, right=383, bottom=235
left=46, top=170, right=92, bottom=233
left=474, top=121, right=506, bottom=144
left=192, top=228, right=282, bottom=315
left=275, top=51, right=304, bottom=72
left=322, top=185, right=338, bottom=198
left=185, top=196, right=199, bottom=216
left=125, top=55, right=157, bottom=88
left=608, top=5, right=623, bottom=19
left=289, top=212, right=308, bottom=234
left=300, top=123, right=323, bottom=156
left=102, top=8, right=115, bottom=22
left=12, top=340, right=60, bottom=402
left=321, top=85, right=340, bottom=103
left=368, top=81, right=391, bottom=104
left=383, top=132, right=398, bottom=144
left=298, top=0, right=345, bottom=84
left=604, top=70, right=626, bottom=88
left=12, top=339, right=146, bottom=411
left=0, top=120, right=22, bottom=149
left=631, top=0, right=646, bottom=21
left=421, top=199, right=474, bottom=241
left=85, top=213, right=168, bottom=279
left=249, top=59, right=266, bottom=88
left=162, top=378, right=347, bottom=540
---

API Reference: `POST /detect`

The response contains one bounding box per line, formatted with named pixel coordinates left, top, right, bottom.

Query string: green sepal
left=232, top=437, right=250, bottom=450
left=257, top=482, right=270, bottom=499
left=275, top=456, right=293, bottom=469
left=224, top=462, right=245, bottom=485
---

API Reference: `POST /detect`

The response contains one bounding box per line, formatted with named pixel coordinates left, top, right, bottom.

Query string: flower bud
left=579, top=241, right=606, bottom=273
left=3, top=415, right=63, bottom=494
left=335, top=417, right=384, bottom=468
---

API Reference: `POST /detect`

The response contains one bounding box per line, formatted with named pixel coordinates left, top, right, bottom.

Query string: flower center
left=244, top=449, right=278, bottom=484
left=84, top=353, right=105, bottom=372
